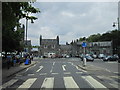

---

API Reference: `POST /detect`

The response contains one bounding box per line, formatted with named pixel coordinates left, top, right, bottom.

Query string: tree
left=79, top=37, right=86, bottom=41
left=87, top=33, right=101, bottom=42
left=2, top=2, right=40, bottom=55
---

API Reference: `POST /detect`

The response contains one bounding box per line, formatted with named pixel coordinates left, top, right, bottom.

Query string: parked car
left=66, top=55, right=70, bottom=58
left=103, top=55, right=118, bottom=61
left=92, top=54, right=97, bottom=59
left=98, top=54, right=106, bottom=59
left=85, top=55, right=94, bottom=61
left=81, top=55, right=94, bottom=62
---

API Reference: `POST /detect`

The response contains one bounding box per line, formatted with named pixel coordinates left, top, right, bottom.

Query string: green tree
left=2, top=2, right=40, bottom=55
left=87, top=33, right=101, bottom=42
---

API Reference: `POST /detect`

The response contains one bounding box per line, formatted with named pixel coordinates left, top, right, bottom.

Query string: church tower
left=40, top=35, right=42, bottom=45
left=56, top=36, right=59, bottom=45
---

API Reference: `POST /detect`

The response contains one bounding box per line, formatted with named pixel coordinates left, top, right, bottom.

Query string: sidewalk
left=2, top=61, right=37, bottom=80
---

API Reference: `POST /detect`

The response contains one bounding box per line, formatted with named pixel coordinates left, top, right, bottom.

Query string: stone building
left=87, top=41, right=113, bottom=56
left=39, top=35, right=113, bottom=57
left=76, top=41, right=113, bottom=56
left=39, top=35, right=60, bottom=57
left=59, top=45, right=72, bottom=57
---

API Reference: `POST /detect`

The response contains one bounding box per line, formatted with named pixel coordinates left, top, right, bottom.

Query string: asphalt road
left=2, top=58, right=120, bottom=89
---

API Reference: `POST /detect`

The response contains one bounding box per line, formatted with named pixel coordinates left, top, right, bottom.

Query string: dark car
left=103, top=55, right=118, bottom=61
left=81, top=55, right=94, bottom=61
left=85, top=55, right=94, bottom=61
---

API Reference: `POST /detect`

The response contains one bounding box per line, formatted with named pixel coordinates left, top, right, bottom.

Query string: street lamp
left=113, top=17, right=120, bottom=30
left=26, top=13, right=28, bottom=46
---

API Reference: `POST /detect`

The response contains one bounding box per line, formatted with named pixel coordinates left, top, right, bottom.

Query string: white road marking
left=40, top=73, right=47, bottom=75
left=18, top=78, right=37, bottom=88
left=97, top=76, right=119, bottom=88
left=53, top=62, right=55, bottom=66
left=63, top=76, right=79, bottom=88
left=41, top=77, right=54, bottom=89
left=25, top=68, right=29, bottom=72
left=105, top=69, right=111, bottom=72
left=28, top=74, right=34, bottom=76
left=114, top=72, right=119, bottom=74
left=50, top=62, right=55, bottom=73
left=64, top=72, right=71, bottom=74
left=76, top=72, right=83, bottom=74
left=76, top=66, right=87, bottom=73
left=2, top=79, right=18, bottom=88
left=62, top=65, right=66, bottom=71
left=25, top=64, right=36, bottom=72
left=51, top=73, right=58, bottom=75
left=33, top=64, right=36, bottom=67
left=36, top=66, right=43, bottom=72
left=50, top=66, right=53, bottom=73
left=82, top=76, right=107, bottom=88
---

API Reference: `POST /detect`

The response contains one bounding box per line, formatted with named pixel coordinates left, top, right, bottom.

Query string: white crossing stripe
left=97, top=76, right=119, bottom=88
left=2, top=79, right=18, bottom=88
left=18, top=78, right=37, bottom=88
left=82, top=76, right=107, bottom=88
left=41, top=77, right=54, bottom=89
left=63, top=76, right=79, bottom=88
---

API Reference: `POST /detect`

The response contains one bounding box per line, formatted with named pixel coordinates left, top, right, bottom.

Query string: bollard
left=83, top=57, right=86, bottom=67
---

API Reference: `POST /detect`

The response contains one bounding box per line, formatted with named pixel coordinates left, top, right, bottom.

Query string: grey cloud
left=26, top=2, right=117, bottom=45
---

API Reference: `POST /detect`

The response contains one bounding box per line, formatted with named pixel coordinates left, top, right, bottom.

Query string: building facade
left=39, top=35, right=113, bottom=57
left=39, top=35, right=60, bottom=57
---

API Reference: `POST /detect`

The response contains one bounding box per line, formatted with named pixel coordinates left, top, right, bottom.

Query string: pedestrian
left=30, top=54, right=33, bottom=61
left=15, top=53, right=20, bottom=65
left=7, top=54, right=12, bottom=69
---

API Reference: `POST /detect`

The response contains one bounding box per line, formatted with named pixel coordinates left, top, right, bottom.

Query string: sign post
left=82, top=42, right=87, bottom=67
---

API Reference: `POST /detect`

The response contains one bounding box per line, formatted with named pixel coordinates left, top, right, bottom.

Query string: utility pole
left=26, top=13, right=28, bottom=46
left=118, top=17, right=120, bottom=30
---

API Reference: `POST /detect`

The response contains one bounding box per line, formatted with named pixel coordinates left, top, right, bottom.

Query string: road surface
left=2, top=58, right=119, bottom=89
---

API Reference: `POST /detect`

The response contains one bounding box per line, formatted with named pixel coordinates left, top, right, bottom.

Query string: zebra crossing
left=2, top=75, right=117, bottom=89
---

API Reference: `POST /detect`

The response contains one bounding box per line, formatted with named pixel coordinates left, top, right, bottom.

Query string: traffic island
left=77, top=64, right=105, bottom=71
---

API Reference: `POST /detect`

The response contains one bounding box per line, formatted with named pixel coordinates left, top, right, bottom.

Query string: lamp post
left=113, top=17, right=119, bottom=30
left=26, top=13, right=28, bottom=46
left=112, top=17, right=119, bottom=54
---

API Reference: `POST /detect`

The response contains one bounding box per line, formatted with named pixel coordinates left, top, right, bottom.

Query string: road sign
left=82, top=42, right=87, bottom=47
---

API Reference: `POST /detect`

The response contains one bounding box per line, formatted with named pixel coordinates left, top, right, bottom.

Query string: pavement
left=2, top=60, right=37, bottom=80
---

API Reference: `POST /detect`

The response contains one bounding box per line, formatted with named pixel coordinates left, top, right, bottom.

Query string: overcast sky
left=20, top=2, right=118, bottom=46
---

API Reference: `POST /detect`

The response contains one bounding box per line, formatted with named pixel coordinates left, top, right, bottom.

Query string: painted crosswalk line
left=63, top=76, right=79, bottom=88
left=82, top=76, right=107, bottom=88
left=2, top=75, right=114, bottom=89
left=18, top=78, right=37, bottom=88
left=41, top=77, right=54, bottom=89
left=97, top=76, right=119, bottom=88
